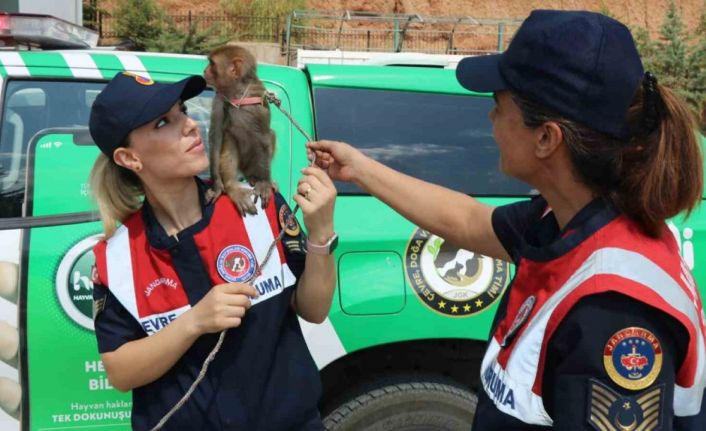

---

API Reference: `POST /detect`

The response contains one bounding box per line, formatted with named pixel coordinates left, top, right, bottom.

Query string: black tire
left=322, top=377, right=477, bottom=431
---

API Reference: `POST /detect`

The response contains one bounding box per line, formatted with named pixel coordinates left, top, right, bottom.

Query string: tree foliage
left=113, top=0, right=230, bottom=54
left=220, top=0, right=305, bottom=17
left=690, top=3, right=706, bottom=124
left=147, top=17, right=231, bottom=54
left=634, top=0, right=706, bottom=128
left=114, top=0, right=165, bottom=51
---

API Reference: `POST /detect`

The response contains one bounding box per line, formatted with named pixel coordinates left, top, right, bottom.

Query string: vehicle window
left=313, top=87, right=532, bottom=196
left=0, top=79, right=214, bottom=219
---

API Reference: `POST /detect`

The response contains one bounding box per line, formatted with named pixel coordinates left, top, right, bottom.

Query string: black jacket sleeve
left=543, top=291, right=690, bottom=430
left=93, top=283, right=146, bottom=353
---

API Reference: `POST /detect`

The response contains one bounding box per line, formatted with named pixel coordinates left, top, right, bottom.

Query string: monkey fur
left=205, top=44, right=276, bottom=215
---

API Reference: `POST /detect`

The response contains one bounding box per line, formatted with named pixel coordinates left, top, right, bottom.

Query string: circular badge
left=404, top=229, right=509, bottom=317
left=56, top=234, right=103, bottom=331
left=603, top=327, right=663, bottom=391
left=278, top=205, right=300, bottom=236
left=122, top=71, right=154, bottom=86
left=217, top=245, right=257, bottom=283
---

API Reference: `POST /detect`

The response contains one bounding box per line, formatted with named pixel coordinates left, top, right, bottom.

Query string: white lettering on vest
left=138, top=305, right=190, bottom=336
left=251, top=275, right=288, bottom=306
left=144, top=277, right=178, bottom=297
left=141, top=313, right=176, bottom=334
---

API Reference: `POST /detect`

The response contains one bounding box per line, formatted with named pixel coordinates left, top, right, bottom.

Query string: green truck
left=0, top=50, right=702, bottom=431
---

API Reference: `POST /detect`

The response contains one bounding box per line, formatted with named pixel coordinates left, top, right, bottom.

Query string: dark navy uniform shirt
left=472, top=196, right=706, bottom=430
left=93, top=179, right=323, bottom=431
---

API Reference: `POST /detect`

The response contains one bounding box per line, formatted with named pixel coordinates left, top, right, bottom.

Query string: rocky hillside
left=140, top=0, right=704, bottom=36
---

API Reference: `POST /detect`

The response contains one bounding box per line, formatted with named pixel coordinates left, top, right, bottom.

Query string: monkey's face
left=204, top=56, right=237, bottom=92
left=204, top=57, right=218, bottom=87
left=123, top=102, right=208, bottom=182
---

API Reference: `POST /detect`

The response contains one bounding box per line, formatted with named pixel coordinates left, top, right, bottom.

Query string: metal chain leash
left=151, top=91, right=314, bottom=431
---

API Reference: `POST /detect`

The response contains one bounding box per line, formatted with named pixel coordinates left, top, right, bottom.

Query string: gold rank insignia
left=283, top=238, right=304, bottom=254
left=92, top=297, right=105, bottom=320
left=587, top=379, right=664, bottom=431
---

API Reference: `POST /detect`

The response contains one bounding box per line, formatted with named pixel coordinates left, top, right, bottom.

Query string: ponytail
left=89, top=153, right=143, bottom=238
left=618, top=83, right=703, bottom=236
left=513, top=77, right=703, bottom=237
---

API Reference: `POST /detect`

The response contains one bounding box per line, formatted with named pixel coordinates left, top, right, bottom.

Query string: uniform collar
left=141, top=177, right=215, bottom=250
left=520, top=196, right=618, bottom=261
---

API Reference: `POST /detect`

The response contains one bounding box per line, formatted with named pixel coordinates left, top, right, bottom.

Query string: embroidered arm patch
left=278, top=203, right=301, bottom=237
left=586, top=379, right=664, bottom=431
left=276, top=196, right=306, bottom=255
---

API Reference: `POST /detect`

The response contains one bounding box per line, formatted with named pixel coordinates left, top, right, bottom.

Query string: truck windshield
left=313, top=87, right=532, bottom=196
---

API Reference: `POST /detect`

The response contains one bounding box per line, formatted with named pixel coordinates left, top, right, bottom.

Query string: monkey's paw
left=253, top=181, right=274, bottom=209
left=205, top=188, right=221, bottom=204
left=226, top=186, right=258, bottom=215
left=205, top=180, right=224, bottom=204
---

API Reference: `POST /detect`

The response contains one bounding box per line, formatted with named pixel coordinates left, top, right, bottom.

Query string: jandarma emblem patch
left=122, top=71, right=154, bottom=86
left=404, top=229, right=509, bottom=316
left=603, top=327, right=663, bottom=391
left=586, top=379, right=664, bottom=431
left=278, top=205, right=300, bottom=236
left=217, top=244, right=257, bottom=283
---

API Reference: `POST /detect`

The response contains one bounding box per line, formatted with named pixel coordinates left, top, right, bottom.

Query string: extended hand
left=306, top=140, right=366, bottom=184
left=294, top=166, right=337, bottom=244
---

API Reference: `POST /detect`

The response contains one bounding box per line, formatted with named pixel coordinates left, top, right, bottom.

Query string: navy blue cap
left=89, top=72, right=206, bottom=159
left=456, top=10, right=644, bottom=138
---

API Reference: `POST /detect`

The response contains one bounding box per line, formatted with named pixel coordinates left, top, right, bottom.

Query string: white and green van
left=0, top=17, right=703, bottom=431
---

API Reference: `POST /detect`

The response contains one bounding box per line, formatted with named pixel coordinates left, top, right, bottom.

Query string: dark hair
left=512, top=79, right=703, bottom=237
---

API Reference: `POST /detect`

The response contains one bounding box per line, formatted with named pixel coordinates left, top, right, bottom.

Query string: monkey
left=204, top=44, right=276, bottom=215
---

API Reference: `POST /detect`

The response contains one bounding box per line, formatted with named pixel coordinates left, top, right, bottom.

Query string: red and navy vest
left=92, top=194, right=297, bottom=335
left=481, top=215, right=706, bottom=425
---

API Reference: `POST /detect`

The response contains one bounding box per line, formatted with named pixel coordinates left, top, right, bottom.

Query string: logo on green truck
left=56, top=235, right=102, bottom=331
left=405, top=228, right=510, bottom=316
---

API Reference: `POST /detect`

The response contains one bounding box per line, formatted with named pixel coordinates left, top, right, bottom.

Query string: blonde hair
left=89, top=153, right=144, bottom=238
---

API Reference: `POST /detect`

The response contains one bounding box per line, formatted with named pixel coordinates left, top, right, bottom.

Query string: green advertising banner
left=23, top=131, right=131, bottom=430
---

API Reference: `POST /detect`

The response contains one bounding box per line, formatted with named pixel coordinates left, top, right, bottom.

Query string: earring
left=135, top=164, right=142, bottom=172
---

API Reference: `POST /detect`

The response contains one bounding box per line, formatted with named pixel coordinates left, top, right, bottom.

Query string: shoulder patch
left=586, top=379, right=664, bottom=431
left=603, top=327, right=663, bottom=391
left=278, top=204, right=301, bottom=237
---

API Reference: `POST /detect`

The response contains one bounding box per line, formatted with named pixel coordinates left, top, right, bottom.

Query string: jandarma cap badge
left=122, top=71, right=154, bottom=86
